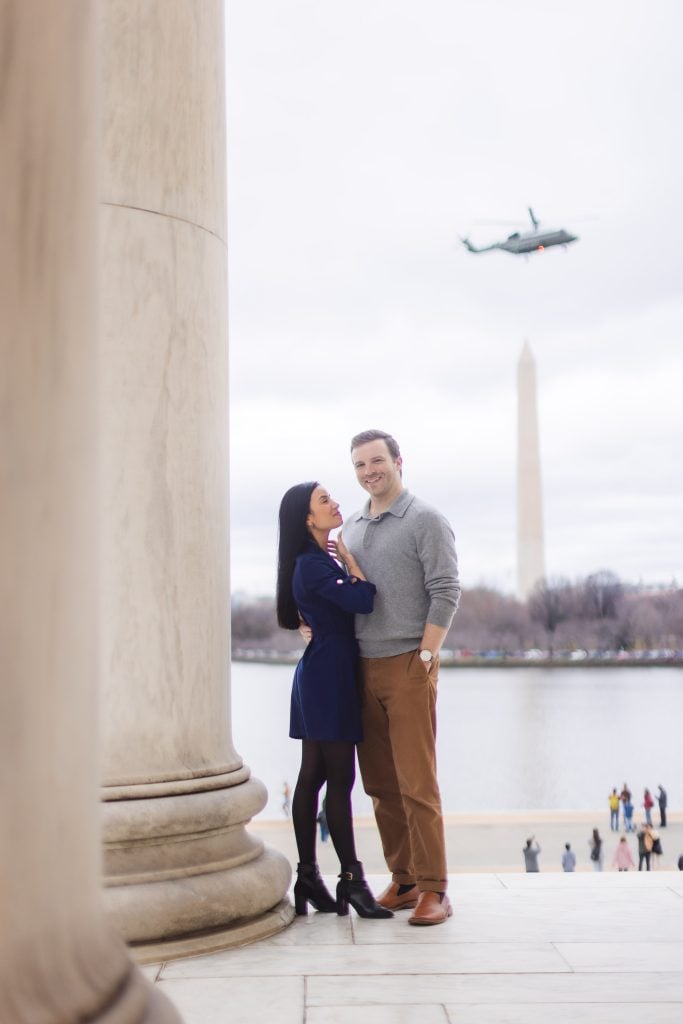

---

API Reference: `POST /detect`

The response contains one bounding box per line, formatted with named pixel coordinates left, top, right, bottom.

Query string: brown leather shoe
left=408, top=891, right=453, bottom=926
left=376, top=881, right=419, bottom=911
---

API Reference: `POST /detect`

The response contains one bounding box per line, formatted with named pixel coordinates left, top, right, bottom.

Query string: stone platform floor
left=144, top=870, right=683, bottom=1024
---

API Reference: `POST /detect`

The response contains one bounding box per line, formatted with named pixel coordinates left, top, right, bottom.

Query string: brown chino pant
left=357, top=650, right=448, bottom=892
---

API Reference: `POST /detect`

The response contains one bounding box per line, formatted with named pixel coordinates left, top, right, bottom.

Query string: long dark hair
left=276, top=481, right=318, bottom=629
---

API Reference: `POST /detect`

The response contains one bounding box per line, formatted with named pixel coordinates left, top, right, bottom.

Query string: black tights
left=292, top=739, right=358, bottom=868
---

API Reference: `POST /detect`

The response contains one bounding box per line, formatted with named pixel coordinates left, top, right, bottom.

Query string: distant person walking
left=608, top=788, right=620, bottom=831
left=589, top=828, right=604, bottom=871
left=317, top=795, right=329, bottom=843
left=282, top=780, right=291, bottom=817
left=643, top=788, right=655, bottom=826
left=523, top=837, right=541, bottom=872
left=620, top=782, right=632, bottom=830
left=562, top=843, right=576, bottom=872
left=612, top=836, right=635, bottom=871
left=657, top=785, right=668, bottom=828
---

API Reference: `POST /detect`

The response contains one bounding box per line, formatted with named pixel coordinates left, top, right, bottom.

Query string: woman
left=276, top=481, right=391, bottom=920
left=589, top=828, right=603, bottom=871
left=612, top=836, right=635, bottom=871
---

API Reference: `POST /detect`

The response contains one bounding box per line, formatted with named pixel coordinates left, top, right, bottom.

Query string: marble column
left=517, top=341, right=546, bottom=600
left=0, top=1, right=179, bottom=1020
left=99, top=0, right=291, bottom=959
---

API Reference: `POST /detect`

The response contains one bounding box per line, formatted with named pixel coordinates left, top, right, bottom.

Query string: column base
left=102, top=776, right=293, bottom=950
left=129, top=898, right=294, bottom=965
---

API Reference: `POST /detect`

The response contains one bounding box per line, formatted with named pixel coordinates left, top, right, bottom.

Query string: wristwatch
left=419, top=649, right=433, bottom=663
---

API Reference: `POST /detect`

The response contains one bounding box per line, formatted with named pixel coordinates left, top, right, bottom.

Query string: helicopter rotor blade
left=468, top=219, right=527, bottom=226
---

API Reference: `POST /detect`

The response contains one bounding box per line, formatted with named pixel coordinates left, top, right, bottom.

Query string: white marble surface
left=99, top=204, right=232, bottom=782
left=158, top=977, right=303, bottom=1024
left=556, top=941, right=683, bottom=972
left=100, top=0, right=227, bottom=239
left=148, top=872, right=683, bottom=1023
left=308, top=1009, right=449, bottom=1024
left=444, top=1007, right=683, bottom=1024
left=97, top=0, right=290, bottom=954
left=161, top=940, right=570, bottom=977
left=306, top=971, right=683, bottom=1006
left=1, top=3, right=179, bottom=1019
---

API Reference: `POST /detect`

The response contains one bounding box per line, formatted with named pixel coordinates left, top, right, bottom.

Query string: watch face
left=420, top=649, right=432, bottom=662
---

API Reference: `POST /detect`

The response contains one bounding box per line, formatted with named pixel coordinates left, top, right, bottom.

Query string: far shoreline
left=233, top=653, right=682, bottom=669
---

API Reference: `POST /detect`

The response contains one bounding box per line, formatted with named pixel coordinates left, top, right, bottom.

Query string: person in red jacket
left=643, top=788, right=655, bottom=826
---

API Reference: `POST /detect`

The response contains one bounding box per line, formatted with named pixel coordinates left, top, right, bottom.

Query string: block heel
left=293, top=863, right=336, bottom=915
left=336, top=862, right=393, bottom=919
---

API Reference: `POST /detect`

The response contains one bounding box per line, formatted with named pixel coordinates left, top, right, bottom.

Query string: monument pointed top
left=519, top=340, right=534, bottom=362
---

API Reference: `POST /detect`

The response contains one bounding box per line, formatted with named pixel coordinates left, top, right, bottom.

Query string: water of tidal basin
left=231, top=662, right=682, bottom=820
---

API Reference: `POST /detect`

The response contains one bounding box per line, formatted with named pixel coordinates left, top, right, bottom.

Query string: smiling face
left=306, top=485, right=343, bottom=543
left=351, top=438, right=403, bottom=508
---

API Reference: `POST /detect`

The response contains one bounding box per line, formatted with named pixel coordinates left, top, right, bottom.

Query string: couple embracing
left=276, top=429, right=460, bottom=927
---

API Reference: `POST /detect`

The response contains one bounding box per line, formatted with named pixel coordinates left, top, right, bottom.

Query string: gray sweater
left=342, top=490, right=460, bottom=658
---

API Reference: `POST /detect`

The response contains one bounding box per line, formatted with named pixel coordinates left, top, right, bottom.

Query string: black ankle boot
left=336, top=862, right=394, bottom=919
left=293, top=863, right=337, bottom=915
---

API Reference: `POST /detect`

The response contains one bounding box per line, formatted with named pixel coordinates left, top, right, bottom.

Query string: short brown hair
left=350, top=429, right=401, bottom=460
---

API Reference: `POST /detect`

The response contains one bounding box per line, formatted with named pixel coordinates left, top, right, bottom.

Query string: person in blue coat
left=277, top=481, right=392, bottom=920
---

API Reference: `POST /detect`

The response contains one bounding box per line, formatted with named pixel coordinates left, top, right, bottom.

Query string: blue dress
left=290, top=541, right=376, bottom=742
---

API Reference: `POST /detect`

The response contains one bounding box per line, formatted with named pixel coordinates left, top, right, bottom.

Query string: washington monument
left=517, top=342, right=546, bottom=599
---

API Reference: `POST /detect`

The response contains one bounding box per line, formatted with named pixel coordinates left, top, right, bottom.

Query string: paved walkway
left=146, top=870, right=683, bottom=1023
left=143, top=815, right=683, bottom=1024
left=254, top=811, right=683, bottom=874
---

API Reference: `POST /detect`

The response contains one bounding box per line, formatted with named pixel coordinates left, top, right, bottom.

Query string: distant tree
left=659, top=588, right=683, bottom=647
left=231, top=597, right=277, bottom=642
left=229, top=579, right=683, bottom=658
left=631, top=596, right=663, bottom=649
left=528, top=577, right=573, bottom=656
left=612, top=600, right=638, bottom=652
left=447, top=587, right=532, bottom=654
left=489, top=594, right=533, bottom=653
left=580, top=571, right=624, bottom=621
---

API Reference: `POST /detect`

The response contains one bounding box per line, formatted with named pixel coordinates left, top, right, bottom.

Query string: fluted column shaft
left=0, top=2, right=179, bottom=1020
left=99, top=0, right=291, bottom=957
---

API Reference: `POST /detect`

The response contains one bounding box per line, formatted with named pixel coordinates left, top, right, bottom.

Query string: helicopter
left=461, top=208, right=579, bottom=255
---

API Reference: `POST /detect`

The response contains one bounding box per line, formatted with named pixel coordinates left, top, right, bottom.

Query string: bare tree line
left=232, top=571, right=683, bottom=661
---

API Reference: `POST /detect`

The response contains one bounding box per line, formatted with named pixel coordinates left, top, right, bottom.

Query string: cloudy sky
left=224, top=0, right=682, bottom=598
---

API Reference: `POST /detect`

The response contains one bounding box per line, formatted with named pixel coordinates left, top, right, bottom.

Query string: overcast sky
left=224, top=0, right=682, bottom=598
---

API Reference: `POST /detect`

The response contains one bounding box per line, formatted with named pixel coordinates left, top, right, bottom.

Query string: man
left=342, top=429, right=460, bottom=926
left=657, top=784, right=667, bottom=828
left=523, top=837, right=541, bottom=872
left=561, top=842, right=576, bottom=872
